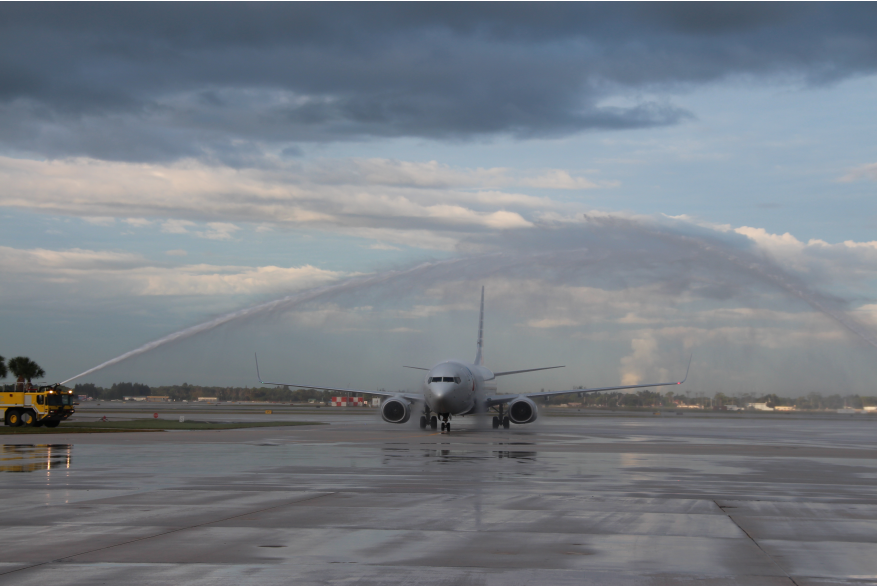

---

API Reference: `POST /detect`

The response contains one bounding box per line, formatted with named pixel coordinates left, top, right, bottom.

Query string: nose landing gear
left=440, top=414, right=450, bottom=433
left=430, top=415, right=438, bottom=430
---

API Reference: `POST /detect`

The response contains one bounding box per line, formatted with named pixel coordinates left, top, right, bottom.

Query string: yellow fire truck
left=1, top=384, right=76, bottom=428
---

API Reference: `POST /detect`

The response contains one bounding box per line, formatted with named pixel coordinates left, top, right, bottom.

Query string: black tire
left=446, top=422, right=451, bottom=432
left=44, top=420, right=60, bottom=428
left=21, top=410, right=36, bottom=426
left=6, top=410, right=22, bottom=427
left=430, top=416, right=438, bottom=430
left=419, top=416, right=427, bottom=429
left=492, top=416, right=499, bottom=429
left=441, top=422, right=446, bottom=431
left=502, top=417, right=510, bottom=429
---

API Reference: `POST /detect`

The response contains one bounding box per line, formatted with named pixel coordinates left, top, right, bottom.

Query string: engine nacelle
left=380, top=397, right=411, bottom=424
left=508, top=396, right=538, bottom=424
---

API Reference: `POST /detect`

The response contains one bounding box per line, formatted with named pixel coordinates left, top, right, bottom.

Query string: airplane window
left=443, top=377, right=454, bottom=382
left=454, top=377, right=461, bottom=384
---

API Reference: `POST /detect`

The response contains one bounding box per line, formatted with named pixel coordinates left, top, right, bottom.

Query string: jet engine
left=380, top=397, right=411, bottom=424
left=507, top=396, right=538, bottom=424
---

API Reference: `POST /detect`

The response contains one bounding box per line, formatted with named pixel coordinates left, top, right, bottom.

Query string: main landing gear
left=492, top=406, right=511, bottom=429
left=492, top=416, right=510, bottom=429
left=421, top=410, right=439, bottom=430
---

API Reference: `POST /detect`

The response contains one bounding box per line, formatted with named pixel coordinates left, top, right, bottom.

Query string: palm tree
left=0, top=355, right=7, bottom=380
left=7, top=357, right=45, bottom=390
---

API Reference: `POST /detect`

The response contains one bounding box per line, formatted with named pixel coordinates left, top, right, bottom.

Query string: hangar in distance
left=257, top=287, right=691, bottom=432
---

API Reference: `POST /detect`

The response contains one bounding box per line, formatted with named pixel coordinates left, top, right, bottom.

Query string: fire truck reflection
left=0, top=444, right=72, bottom=472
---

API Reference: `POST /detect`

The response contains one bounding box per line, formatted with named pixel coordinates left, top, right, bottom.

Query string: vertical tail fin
left=474, top=286, right=485, bottom=365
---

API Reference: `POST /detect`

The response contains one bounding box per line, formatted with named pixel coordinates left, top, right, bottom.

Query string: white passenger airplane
left=256, top=287, right=690, bottom=432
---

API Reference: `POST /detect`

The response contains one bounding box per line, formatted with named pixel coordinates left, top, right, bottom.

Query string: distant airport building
left=746, top=403, right=774, bottom=411
left=146, top=396, right=169, bottom=402
left=330, top=396, right=367, bottom=407
left=124, top=396, right=147, bottom=401
left=197, top=397, right=219, bottom=402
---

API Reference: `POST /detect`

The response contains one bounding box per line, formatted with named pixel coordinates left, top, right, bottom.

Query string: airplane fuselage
left=423, top=360, right=497, bottom=416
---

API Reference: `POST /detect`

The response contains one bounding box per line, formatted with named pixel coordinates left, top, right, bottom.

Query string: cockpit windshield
left=429, top=376, right=461, bottom=383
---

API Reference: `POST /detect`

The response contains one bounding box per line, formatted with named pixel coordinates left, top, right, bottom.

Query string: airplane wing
left=485, top=356, right=692, bottom=406
left=255, top=354, right=424, bottom=402
left=493, top=366, right=564, bottom=377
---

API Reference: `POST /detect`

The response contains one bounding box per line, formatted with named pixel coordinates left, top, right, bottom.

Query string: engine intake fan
left=508, top=397, right=538, bottom=424
left=381, top=397, right=411, bottom=424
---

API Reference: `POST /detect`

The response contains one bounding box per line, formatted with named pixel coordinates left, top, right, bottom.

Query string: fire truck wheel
left=6, top=410, right=22, bottom=427
left=20, top=411, right=34, bottom=426
left=44, top=420, right=60, bottom=428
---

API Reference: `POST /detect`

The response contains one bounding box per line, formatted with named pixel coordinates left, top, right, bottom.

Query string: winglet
left=677, top=354, right=693, bottom=385
left=255, top=353, right=264, bottom=384
left=474, top=286, right=485, bottom=366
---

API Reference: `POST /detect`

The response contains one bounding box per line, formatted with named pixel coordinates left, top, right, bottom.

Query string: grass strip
left=0, top=427, right=158, bottom=434
left=1, top=419, right=324, bottom=433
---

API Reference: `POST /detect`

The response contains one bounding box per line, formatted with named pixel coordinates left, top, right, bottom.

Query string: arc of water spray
left=60, top=220, right=877, bottom=386
left=594, top=215, right=877, bottom=351
left=60, top=255, right=484, bottom=385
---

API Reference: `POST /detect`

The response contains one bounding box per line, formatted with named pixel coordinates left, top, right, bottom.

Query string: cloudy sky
left=2, top=3, right=876, bottom=395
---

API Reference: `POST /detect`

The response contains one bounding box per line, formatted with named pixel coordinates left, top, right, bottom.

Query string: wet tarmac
left=1, top=410, right=877, bottom=585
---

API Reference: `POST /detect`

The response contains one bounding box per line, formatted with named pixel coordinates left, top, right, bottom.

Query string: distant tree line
left=69, top=381, right=877, bottom=410
left=536, top=388, right=877, bottom=410
left=73, top=382, right=342, bottom=403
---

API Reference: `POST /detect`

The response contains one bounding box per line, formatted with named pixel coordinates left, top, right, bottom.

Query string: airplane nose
left=428, top=382, right=454, bottom=411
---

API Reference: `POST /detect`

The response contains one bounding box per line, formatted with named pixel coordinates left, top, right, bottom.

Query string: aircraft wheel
left=502, top=417, right=510, bottom=429
left=419, top=416, right=427, bottom=429
left=446, top=422, right=451, bottom=433
left=492, top=416, right=499, bottom=429
left=6, top=410, right=22, bottom=427
left=441, top=422, right=446, bottom=431
left=430, top=416, right=438, bottom=430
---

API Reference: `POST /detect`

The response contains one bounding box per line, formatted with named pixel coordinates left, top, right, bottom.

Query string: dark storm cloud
left=1, top=3, right=876, bottom=161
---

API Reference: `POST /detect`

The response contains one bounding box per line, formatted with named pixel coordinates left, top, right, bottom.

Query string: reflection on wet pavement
left=1, top=412, right=877, bottom=584
left=0, top=444, right=71, bottom=473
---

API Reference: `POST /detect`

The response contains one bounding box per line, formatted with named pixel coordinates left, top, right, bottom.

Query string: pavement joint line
left=0, top=491, right=335, bottom=579
left=714, top=500, right=798, bottom=586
